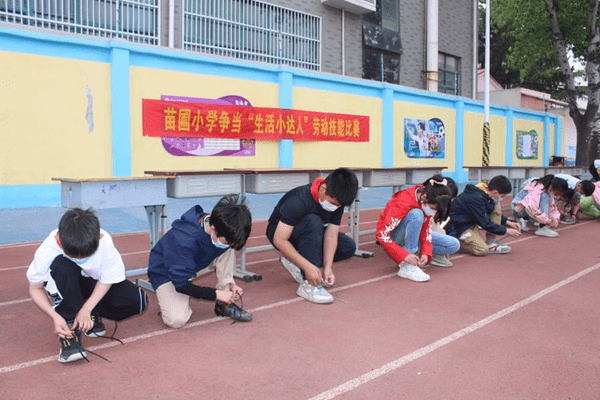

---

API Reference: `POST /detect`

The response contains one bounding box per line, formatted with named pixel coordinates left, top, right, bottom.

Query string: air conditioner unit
left=321, top=0, right=376, bottom=15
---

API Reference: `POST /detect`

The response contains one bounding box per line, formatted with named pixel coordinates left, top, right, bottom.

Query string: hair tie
left=429, top=178, right=448, bottom=186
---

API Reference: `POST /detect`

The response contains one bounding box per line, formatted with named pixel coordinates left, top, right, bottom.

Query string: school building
left=0, top=0, right=564, bottom=208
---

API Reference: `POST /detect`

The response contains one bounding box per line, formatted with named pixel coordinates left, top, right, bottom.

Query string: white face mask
left=320, top=200, right=340, bottom=212
left=493, top=196, right=504, bottom=204
left=422, top=204, right=437, bottom=216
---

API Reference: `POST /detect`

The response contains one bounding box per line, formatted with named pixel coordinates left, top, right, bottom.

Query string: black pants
left=590, top=163, right=600, bottom=182
left=49, top=255, right=148, bottom=323
left=267, top=214, right=356, bottom=273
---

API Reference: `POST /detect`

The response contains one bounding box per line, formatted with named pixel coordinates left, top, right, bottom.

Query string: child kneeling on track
left=266, top=168, right=359, bottom=304
left=511, top=175, right=568, bottom=238
left=147, top=194, right=253, bottom=329
left=376, top=176, right=460, bottom=283
left=422, top=174, right=459, bottom=267
left=27, top=208, right=149, bottom=363
left=577, top=180, right=600, bottom=219
left=446, top=175, right=521, bottom=256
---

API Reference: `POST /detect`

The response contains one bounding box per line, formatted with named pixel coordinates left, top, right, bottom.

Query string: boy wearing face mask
left=376, top=177, right=460, bottom=283
left=147, top=194, right=253, bottom=328
left=27, top=208, right=148, bottom=363
left=446, top=175, right=521, bottom=256
left=266, top=168, right=359, bottom=304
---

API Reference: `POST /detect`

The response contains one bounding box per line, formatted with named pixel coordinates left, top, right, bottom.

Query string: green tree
left=490, top=0, right=600, bottom=166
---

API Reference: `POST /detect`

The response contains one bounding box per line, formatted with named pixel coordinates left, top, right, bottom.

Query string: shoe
left=296, top=281, right=334, bottom=304
left=561, top=216, right=575, bottom=225
left=487, top=241, right=511, bottom=254
left=535, top=225, right=559, bottom=238
left=58, top=330, right=87, bottom=363
left=280, top=257, right=304, bottom=284
left=85, top=311, right=106, bottom=337
left=397, top=262, right=430, bottom=282
left=214, top=301, right=253, bottom=322
left=518, top=218, right=530, bottom=232
left=430, top=254, right=453, bottom=267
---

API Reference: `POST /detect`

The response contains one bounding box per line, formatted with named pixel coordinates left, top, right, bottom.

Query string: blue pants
left=390, top=209, right=460, bottom=255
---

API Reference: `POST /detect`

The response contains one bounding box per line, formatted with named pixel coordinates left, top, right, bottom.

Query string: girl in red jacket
left=376, top=177, right=460, bottom=282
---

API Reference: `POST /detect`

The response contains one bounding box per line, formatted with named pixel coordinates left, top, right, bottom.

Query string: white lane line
left=308, top=260, right=600, bottom=400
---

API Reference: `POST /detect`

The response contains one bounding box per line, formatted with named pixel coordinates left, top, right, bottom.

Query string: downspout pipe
left=426, top=0, right=439, bottom=91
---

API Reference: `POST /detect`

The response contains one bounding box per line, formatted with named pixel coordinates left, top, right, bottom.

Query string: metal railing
left=183, top=0, right=321, bottom=71
left=0, top=0, right=160, bottom=45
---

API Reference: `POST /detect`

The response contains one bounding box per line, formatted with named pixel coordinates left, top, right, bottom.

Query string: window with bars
left=183, top=0, right=321, bottom=71
left=0, top=0, right=159, bottom=45
left=438, top=53, right=460, bottom=95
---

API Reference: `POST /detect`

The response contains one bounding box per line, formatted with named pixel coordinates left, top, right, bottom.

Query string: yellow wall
left=463, top=112, right=507, bottom=167
left=292, top=88, right=382, bottom=169
left=130, top=67, right=280, bottom=175
left=393, top=101, right=456, bottom=171
left=512, top=119, right=545, bottom=166
left=0, top=51, right=112, bottom=184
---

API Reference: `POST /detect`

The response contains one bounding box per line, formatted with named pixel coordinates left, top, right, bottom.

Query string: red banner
left=142, top=99, right=369, bottom=142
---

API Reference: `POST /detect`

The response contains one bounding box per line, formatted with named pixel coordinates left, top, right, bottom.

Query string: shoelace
left=229, top=295, right=245, bottom=325
left=79, top=321, right=124, bottom=363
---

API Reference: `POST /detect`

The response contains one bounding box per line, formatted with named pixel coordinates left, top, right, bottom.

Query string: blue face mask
left=211, top=233, right=230, bottom=249
left=493, top=196, right=504, bottom=204
left=67, top=255, right=91, bottom=265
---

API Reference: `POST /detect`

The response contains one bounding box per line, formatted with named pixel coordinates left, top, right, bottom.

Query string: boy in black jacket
left=446, top=175, right=521, bottom=256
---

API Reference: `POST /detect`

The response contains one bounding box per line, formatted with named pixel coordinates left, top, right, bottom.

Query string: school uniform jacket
left=376, top=185, right=433, bottom=264
left=446, top=183, right=507, bottom=238
left=513, top=181, right=560, bottom=225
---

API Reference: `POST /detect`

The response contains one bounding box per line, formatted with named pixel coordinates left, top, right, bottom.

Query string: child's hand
left=403, top=254, right=421, bottom=266
left=216, top=290, right=234, bottom=304
left=231, top=285, right=243, bottom=301
left=506, top=220, right=521, bottom=232
left=322, top=266, right=335, bottom=287
left=549, top=219, right=559, bottom=228
left=72, top=308, right=93, bottom=334
left=417, top=254, right=429, bottom=268
left=304, top=265, right=324, bottom=287
left=53, top=315, right=73, bottom=339
left=506, top=228, right=521, bottom=237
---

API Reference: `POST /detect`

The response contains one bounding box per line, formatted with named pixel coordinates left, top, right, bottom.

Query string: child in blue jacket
left=447, top=175, right=521, bottom=256
left=148, top=194, right=252, bottom=328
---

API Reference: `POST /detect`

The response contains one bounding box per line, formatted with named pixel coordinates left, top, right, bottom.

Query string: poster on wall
left=403, top=118, right=446, bottom=159
left=159, top=94, right=256, bottom=156
left=516, top=130, right=538, bottom=160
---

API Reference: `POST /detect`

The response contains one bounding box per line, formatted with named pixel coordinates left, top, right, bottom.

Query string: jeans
left=390, top=209, right=459, bottom=255
left=512, top=190, right=550, bottom=222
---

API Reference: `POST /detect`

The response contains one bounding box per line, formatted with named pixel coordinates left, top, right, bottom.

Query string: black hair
left=422, top=174, right=458, bottom=198
left=58, top=208, right=100, bottom=258
left=420, top=183, right=453, bottom=222
left=210, top=194, right=252, bottom=251
left=580, top=180, right=595, bottom=196
left=532, top=175, right=555, bottom=191
left=488, top=175, right=512, bottom=195
left=550, top=177, right=568, bottom=194
left=564, top=188, right=575, bottom=201
left=325, top=168, right=359, bottom=207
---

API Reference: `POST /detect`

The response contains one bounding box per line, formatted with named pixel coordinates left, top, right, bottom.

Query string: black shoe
left=214, top=301, right=252, bottom=322
left=85, top=311, right=106, bottom=337
left=58, top=330, right=87, bottom=363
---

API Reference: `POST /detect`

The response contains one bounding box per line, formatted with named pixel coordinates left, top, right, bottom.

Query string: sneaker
left=397, top=262, right=430, bottom=282
left=518, top=218, right=530, bottom=232
left=535, top=225, right=559, bottom=238
left=487, top=241, right=511, bottom=254
left=214, top=301, right=253, bottom=322
left=58, top=330, right=87, bottom=363
left=280, top=256, right=304, bottom=284
left=430, top=254, right=453, bottom=267
left=296, top=281, right=334, bottom=304
left=85, top=311, right=106, bottom=337
left=561, top=216, right=575, bottom=225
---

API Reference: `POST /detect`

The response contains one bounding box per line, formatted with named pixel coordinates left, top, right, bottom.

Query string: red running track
left=1, top=208, right=599, bottom=399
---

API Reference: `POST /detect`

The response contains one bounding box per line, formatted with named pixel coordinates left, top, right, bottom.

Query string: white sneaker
left=397, top=262, right=430, bottom=282
left=518, top=218, right=530, bottom=232
left=487, top=241, right=511, bottom=254
left=280, top=257, right=304, bottom=284
left=296, top=281, right=334, bottom=304
left=535, top=225, right=559, bottom=238
left=430, top=254, right=453, bottom=267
